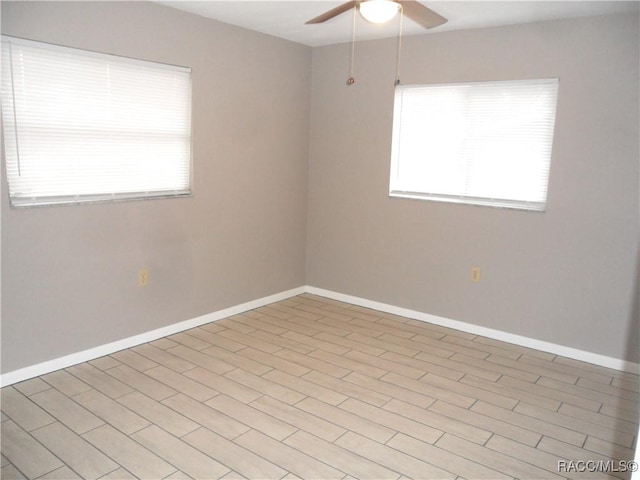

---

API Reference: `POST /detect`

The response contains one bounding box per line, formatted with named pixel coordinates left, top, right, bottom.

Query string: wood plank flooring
left=1, top=293, right=638, bottom=479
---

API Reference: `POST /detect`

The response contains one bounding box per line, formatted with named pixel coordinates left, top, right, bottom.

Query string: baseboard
left=305, top=286, right=640, bottom=374
left=0, top=286, right=305, bottom=387
left=2, top=283, right=637, bottom=386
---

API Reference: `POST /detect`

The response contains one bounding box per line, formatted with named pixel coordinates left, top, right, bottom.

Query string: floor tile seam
left=461, top=376, right=562, bottom=413
left=379, top=399, right=493, bottom=445
left=307, top=350, right=390, bottom=379
left=224, top=370, right=304, bottom=403
left=292, top=304, right=355, bottom=322
left=557, top=401, right=640, bottom=432
left=426, top=398, right=545, bottom=447
left=311, top=332, right=387, bottom=358
left=204, top=393, right=301, bottom=440
left=277, top=350, right=354, bottom=379
left=537, top=433, right=630, bottom=466
left=308, top=371, right=395, bottom=406
left=218, top=427, right=305, bottom=479
left=7, top=380, right=50, bottom=398
left=35, top=420, right=126, bottom=480
left=344, top=332, right=422, bottom=358
left=345, top=318, right=419, bottom=340
left=232, top=347, right=311, bottom=377
left=417, top=371, right=520, bottom=410
left=483, top=433, right=579, bottom=478
left=519, top=355, right=616, bottom=385
left=501, top=375, right=602, bottom=411
left=610, top=377, right=640, bottom=391
left=225, top=316, right=287, bottom=336
left=111, top=349, right=165, bottom=371
left=140, top=368, right=222, bottom=403
left=174, top=344, right=271, bottom=378
left=265, top=369, right=350, bottom=404
left=19, top=463, right=74, bottom=480
left=215, top=330, right=286, bottom=356
left=255, top=426, right=364, bottom=479
left=433, top=432, right=551, bottom=480
left=378, top=351, right=461, bottom=378
left=325, top=429, right=413, bottom=480
left=278, top=330, right=345, bottom=353
left=68, top=388, right=154, bottom=435
left=422, top=431, right=502, bottom=452
left=421, top=349, right=531, bottom=376
left=573, top=378, right=640, bottom=402
left=379, top=430, right=479, bottom=480
left=158, top=394, right=248, bottom=442
left=552, top=356, right=634, bottom=381
left=580, top=435, right=638, bottom=462
left=0, top=392, right=59, bottom=433
left=514, top=400, right=638, bottom=443
left=171, top=331, right=219, bottom=352
left=471, top=401, right=591, bottom=447
left=101, top=365, right=180, bottom=402
left=132, top=424, right=235, bottom=479
left=38, top=371, right=94, bottom=398
left=337, top=430, right=459, bottom=480
left=249, top=393, right=348, bottom=439
left=114, top=389, right=202, bottom=439
left=2, top=419, right=73, bottom=479
left=379, top=372, right=477, bottom=409
left=441, top=335, right=525, bottom=361
left=130, top=346, right=198, bottom=374
left=340, top=350, right=434, bottom=379
left=485, top=355, right=580, bottom=384
left=63, top=366, right=135, bottom=400
left=292, top=395, right=397, bottom=444
left=471, top=336, right=556, bottom=362
left=312, top=318, right=374, bottom=338
left=336, top=397, right=445, bottom=444
left=416, top=336, right=503, bottom=361
left=250, top=315, right=319, bottom=335
left=350, top=317, right=430, bottom=339
left=86, top=423, right=181, bottom=479
left=27, top=388, right=108, bottom=436
left=382, top=350, right=476, bottom=380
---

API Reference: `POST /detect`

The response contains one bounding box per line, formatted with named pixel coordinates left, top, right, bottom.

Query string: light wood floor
left=1, top=294, right=638, bottom=479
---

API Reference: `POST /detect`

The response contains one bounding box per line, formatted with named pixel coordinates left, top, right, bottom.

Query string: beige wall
left=2, top=3, right=638, bottom=374
left=306, top=14, right=639, bottom=363
left=1, top=1, right=311, bottom=373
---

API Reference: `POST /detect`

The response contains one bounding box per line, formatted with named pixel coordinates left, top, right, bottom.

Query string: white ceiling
left=156, top=1, right=639, bottom=46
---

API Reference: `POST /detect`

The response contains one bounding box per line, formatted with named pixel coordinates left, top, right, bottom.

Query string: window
left=1, top=36, right=192, bottom=207
left=389, top=78, right=559, bottom=211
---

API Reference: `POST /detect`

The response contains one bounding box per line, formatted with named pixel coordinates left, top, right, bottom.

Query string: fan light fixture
left=359, top=0, right=400, bottom=24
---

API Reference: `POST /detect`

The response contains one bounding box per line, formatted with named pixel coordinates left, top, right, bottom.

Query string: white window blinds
left=1, top=36, right=192, bottom=207
left=389, top=78, right=559, bottom=211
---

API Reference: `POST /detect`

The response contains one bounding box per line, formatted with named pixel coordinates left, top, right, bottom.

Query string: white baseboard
left=2, top=283, right=637, bottom=386
left=305, top=286, right=640, bottom=375
left=0, top=286, right=305, bottom=387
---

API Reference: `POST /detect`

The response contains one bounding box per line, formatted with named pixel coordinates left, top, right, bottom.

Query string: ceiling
left=156, top=1, right=639, bottom=47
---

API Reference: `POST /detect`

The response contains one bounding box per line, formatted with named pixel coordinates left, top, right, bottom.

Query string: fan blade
left=399, top=1, right=447, bottom=29
left=305, top=1, right=358, bottom=24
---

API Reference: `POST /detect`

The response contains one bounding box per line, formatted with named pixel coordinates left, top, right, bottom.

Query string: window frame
left=389, top=78, right=559, bottom=212
left=1, top=35, right=193, bottom=208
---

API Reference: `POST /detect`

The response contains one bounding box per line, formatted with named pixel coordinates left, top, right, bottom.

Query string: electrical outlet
left=471, top=267, right=481, bottom=283
left=138, top=268, right=149, bottom=287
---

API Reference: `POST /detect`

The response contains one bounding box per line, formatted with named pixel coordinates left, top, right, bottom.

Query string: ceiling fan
left=305, top=0, right=447, bottom=29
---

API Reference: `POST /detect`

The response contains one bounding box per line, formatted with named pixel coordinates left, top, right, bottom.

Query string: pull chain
left=347, top=4, right=356, bottom=86
left=395, top=5, right=404, bottom=86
